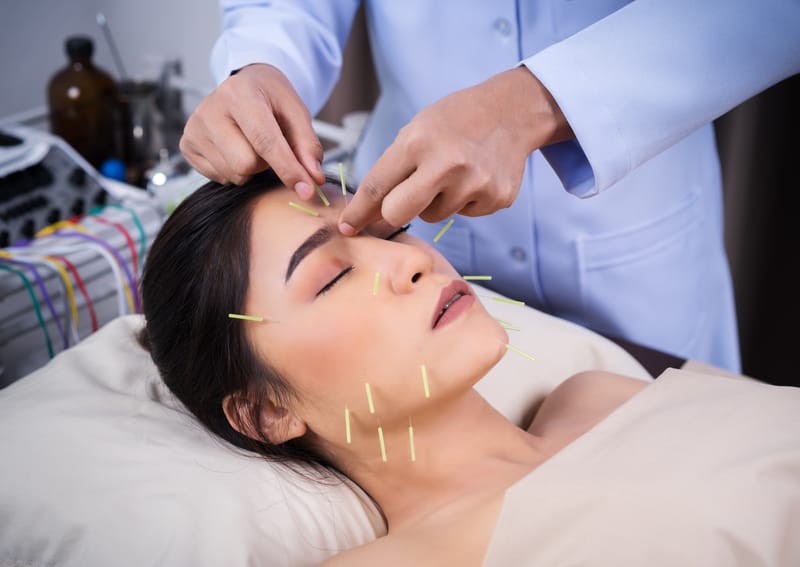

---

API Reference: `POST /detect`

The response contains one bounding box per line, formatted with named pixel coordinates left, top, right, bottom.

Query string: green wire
left=0, top=264, right=54, bottom=358
left=108, top=204, right=147, bottom=263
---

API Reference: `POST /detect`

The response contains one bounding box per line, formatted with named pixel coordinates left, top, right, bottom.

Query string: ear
left=222, top=393, right=307, bottom=444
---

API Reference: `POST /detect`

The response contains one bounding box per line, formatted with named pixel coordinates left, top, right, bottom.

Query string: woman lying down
left=139, top=171, right=800, bottom=566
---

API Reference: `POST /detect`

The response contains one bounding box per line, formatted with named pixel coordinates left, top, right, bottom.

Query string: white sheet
left=484, top=368, right=800, bottom=566
left=0, top=285, right=652, bottom=567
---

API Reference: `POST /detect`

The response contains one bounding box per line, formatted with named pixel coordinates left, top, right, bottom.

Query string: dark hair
left=139, top=170, right=341, bottom=472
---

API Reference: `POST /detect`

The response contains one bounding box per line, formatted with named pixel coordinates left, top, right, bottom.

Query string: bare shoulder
left=318, top=539, right=384, bottom=567
left=320, top=489, right=505, bottom=567
left=318, top=530, right=452, bottom=567
left=528, top=371, right=649, bottom=437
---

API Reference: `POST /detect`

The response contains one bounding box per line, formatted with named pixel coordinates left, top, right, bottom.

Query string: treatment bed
left=0, top=285, right=789, bottom=567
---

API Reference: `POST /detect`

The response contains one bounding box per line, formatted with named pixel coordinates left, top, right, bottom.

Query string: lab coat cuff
left=212, top=38, right=301, bottom=86
left=210, top=38, right=319, bottom=114
left=539, top=141, right=597, bottom=198
left=521, top=50, right=630, bottom=195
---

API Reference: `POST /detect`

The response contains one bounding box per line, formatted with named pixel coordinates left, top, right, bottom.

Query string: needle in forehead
left=285, top=224, right=335, bottom=283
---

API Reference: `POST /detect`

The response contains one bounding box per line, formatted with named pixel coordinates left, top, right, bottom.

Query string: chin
left=427, top=317, right=508, bottom=393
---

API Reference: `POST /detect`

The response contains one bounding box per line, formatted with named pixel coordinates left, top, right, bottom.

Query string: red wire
left=90, top=216, right=140, bottom=276
left=52, top=255, right=99, bottom=333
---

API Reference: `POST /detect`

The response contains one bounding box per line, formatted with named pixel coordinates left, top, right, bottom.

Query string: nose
left=387, top=242, right=434, bottom=294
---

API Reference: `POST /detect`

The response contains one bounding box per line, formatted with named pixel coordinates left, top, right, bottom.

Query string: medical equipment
left=0, top=126, right=114, bottom=247
left=0, top=125, right=162, bottom=387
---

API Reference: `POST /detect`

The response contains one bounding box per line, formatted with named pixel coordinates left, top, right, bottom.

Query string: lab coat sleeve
left=523, top=0, right=800, bottom=197
left=210, top=0, right=361, bottom=116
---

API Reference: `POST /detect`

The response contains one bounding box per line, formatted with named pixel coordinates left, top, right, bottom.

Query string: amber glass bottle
left=47, top=36, right=117, bottom=168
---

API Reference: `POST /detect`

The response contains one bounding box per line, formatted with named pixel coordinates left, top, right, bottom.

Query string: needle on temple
left=227, top=313, right=266, bottom=322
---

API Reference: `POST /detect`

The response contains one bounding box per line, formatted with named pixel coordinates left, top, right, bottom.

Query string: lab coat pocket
left=575, top=192, right=705, bottom=356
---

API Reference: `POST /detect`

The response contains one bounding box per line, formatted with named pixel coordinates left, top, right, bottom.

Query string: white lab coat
left=211, top=0, right=800, bottom=371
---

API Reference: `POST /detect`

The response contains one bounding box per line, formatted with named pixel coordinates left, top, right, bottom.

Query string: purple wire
left=47, top=230, right=141, bottom=313
left=0, top=256, right=69, bottom=350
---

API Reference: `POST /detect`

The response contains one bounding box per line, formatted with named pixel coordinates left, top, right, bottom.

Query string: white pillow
left=0, top=286, right=650, bottom=567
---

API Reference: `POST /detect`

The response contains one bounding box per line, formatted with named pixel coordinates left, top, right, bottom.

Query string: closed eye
left=317, top=265, right=355, bottom=297
left=315, top=224, right=408, bottom=297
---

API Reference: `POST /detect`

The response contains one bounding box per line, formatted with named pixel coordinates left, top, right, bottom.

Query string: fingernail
left=339, top=222, right=356, bottom=236
left=294, top=181, right=314, bottom=200
left=316, top=161, right=324, bottom=175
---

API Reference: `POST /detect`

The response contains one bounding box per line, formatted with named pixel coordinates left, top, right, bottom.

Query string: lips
left=432, top=280, right=474, bottom=329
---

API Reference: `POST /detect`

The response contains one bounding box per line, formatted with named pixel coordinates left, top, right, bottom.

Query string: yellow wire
left=35, top=220, right=90, bottom=238
left=43, top=256, right=79, bottom=329
left=38, top=219, right=136, bottom=314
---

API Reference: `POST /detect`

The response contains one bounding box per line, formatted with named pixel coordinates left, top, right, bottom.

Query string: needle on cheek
left=377, top=425, right=387, bottom=462
left=345, top=406, right=352, bottom=444
left=365, top=382, right=376, bottom=414
left=480, top=294, right=526, bottom=307
left=505, top=343, right=536, bottom=362
left=408, top=417, right=416, bottom=463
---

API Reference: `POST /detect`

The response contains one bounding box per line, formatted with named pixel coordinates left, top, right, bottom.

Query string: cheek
left=262, top=302, right=420, bottom=410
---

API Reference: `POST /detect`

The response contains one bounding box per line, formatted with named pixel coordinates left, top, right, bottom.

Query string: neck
left=333, top=389, right=546, bottom=531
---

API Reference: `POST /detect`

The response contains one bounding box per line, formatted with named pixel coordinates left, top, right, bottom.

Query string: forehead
left=248, top=182, right=342, bottom=268
left=253, top=181, right=342, bottom=231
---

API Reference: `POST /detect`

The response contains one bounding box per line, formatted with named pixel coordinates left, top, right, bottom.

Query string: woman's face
left=244, top=183, right=507, bottom=447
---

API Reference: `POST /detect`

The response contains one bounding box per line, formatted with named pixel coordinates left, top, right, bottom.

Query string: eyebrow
left=285, top=225, right=335, bottom=283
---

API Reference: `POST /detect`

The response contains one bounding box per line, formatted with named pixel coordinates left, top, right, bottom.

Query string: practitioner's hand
left=180, top=63, right=325, bottom=197
left=338, top=67, right=573, bottom=234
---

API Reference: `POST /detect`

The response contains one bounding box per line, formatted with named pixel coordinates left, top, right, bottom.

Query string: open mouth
left=432, top=280, right=474, bottom=329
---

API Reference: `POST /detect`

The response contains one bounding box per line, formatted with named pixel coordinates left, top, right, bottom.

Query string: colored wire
left=0, top=255, right=68, bottom=350
left=87, top=214, right=140, bottom=276
left=108, top=204, right=147, bottom=263
left=0, top=264, right=54, bottom=358
left=33, top=241, right=128, bottom=317
left=48, top=230, right=139, bottom=312
left=35, top=219, right=91, bottom=239
left=52, top=255, right=98, bottom=332
left=26, top=255, right=80, bottom=344
left=31, top=218, right=135, bottom=312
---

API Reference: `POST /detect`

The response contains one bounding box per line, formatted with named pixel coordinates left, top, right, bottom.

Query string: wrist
left=500, top=67, right=574, bottom=152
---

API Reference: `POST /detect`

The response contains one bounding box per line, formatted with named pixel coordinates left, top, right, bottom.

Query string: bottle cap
left=65, top=36, right=94, bottom=60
